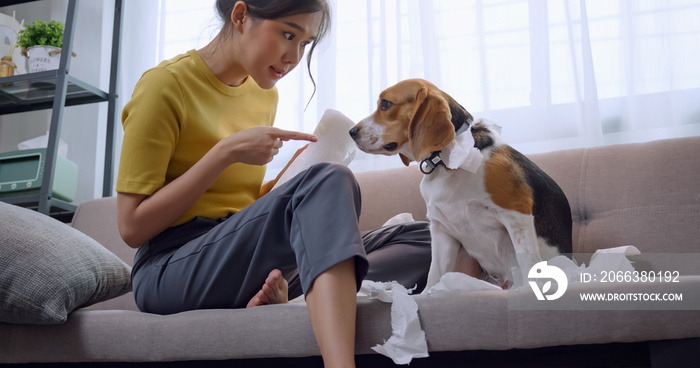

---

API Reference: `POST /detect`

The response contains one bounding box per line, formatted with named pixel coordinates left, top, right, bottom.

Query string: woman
left=117, top=1, right=430, bottom=367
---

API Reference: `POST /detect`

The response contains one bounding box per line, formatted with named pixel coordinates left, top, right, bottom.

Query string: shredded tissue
left=359, top=281, right=429, bottom=365
left=272, top=109, right=356, bottom=190
left=440, top=118, right=502, bottom=173
left=360, top=244, right=640, bottom=365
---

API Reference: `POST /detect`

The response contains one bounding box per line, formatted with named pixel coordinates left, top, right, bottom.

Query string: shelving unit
left=0, top=0, right=122, bottom=222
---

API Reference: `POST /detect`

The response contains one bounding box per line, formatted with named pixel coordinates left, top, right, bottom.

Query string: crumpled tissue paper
left=440, top=127, right=483, bottom=173
left=425, top=272, right=503, bottom=294
left=273, top=109, right=356, bottom=190
left=382, top=213, right=415, bottom=227
left=360, top=275, right=501, bottom=365
left=440, top=118, right=502, bottom=173
left=360, top=245, right=641, bottom=364
left=359, top=280, right=429, bottom=365
left=549, top=245, right=641, bottom=282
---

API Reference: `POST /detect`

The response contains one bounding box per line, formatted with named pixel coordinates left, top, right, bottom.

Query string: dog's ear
left=399, top=153, right=412, bottom=166
left=408, top=87, right=455, bottom=161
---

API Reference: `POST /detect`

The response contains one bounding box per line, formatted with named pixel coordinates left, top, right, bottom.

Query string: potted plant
left=16, top=20, right=74, bottom=73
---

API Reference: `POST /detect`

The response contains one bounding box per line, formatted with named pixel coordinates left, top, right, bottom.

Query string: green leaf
left=16, top=19, right=65, bottom=49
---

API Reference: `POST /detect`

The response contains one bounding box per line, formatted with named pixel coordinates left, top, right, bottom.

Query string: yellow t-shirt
left=117, top=50, right=278, bottom=226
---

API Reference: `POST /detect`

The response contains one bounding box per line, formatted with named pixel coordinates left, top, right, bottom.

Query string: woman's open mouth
left=269, top=66, right=284, bottom=79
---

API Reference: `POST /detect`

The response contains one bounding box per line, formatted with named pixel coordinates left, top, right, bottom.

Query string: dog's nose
left=349, top=126, right=359, bottom=138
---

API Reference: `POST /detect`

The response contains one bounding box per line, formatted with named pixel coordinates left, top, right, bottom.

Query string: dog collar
left=420, top=123, right=485, bottom=175
left=419, top=151, right=444, bottom=174
left=419, top=121, right=470, bottom=175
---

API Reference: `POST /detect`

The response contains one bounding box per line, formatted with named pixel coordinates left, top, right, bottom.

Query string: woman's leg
left=249, top=258, right=358, bottom=367
left=306, top=258, right=357, bottom=368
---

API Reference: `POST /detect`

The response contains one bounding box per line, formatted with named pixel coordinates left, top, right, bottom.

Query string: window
left=141, top=0, right=700, bottom=178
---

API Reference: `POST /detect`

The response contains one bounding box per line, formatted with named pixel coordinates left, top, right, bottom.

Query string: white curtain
left=118, top=0, right=700, bottom=181
left=113, top=0, right=160, bottom=187
left=327, top=0, right=700, bottom=174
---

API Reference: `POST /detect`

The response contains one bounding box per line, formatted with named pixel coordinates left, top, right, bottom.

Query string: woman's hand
left=215, top=126, right=317, bottom=166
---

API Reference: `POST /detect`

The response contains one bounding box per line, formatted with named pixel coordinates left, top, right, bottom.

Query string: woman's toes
left=246, top=269, right=289, bottom=308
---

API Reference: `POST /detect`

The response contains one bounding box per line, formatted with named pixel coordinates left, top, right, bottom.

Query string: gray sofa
left=2, top=136, right=700, bottom=367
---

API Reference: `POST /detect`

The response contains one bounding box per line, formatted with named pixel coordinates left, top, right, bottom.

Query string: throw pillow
left=0, top=201, right=132, bottom=324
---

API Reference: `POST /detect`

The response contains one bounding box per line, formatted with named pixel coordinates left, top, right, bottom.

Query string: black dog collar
left=419, top=151, right=444, bottom=174
left=419, top=120, right=471, bottom=175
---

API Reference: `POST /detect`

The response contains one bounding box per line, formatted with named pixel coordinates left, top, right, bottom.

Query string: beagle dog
left=349, top=79, right=572, bottom=290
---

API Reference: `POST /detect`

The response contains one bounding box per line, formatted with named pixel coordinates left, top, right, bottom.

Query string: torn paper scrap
left=441, top=129, right=483, bottom=173
left=548, top=245, right=641, bottom=283
left=590, top=245, right=641, bottom=261
left=360, top=281, right=428, bottom=365
left=425, top=272, right=502, bottom=294
left=382, top=213, right=415, bottom=227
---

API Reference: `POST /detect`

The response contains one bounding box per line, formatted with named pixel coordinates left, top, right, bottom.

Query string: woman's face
left=239, top=11, right=323, bottom=89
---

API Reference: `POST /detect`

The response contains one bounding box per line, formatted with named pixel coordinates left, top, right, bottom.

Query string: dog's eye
left=379, top=100, right=394, bottom=111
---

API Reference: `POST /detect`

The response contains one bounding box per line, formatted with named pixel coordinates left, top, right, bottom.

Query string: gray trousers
left=131, top=163, right=430, bottom=315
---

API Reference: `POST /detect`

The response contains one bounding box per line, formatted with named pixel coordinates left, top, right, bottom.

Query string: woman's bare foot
left=246, top=269, right=289, bottom=308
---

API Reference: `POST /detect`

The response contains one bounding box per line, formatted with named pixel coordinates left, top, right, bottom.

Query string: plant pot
left=25, top=45, right=62, bottom=73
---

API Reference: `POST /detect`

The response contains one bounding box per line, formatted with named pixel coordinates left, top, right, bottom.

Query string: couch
left=1, top=136, right=699, bottom=367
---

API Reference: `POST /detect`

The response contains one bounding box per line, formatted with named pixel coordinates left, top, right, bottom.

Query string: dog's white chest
left=420, top=166, right=490, bottom=224
left=420, top=166, right=515, bottom=281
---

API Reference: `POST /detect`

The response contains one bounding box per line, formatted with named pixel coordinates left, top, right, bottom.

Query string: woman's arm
left=117, top=126, right=316, bottom=248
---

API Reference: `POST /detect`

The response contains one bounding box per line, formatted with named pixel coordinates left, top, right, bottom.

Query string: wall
left=0, top=0, right=115, bottom=206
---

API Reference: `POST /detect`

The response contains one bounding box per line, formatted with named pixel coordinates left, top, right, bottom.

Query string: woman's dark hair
left=216, top=0, right=331, bottom=100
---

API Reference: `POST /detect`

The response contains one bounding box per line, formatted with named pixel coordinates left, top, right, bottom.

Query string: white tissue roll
left=272, top=109, right=357, bottom=190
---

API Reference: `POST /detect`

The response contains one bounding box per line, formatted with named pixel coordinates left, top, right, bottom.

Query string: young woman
left=116, top=1, right=431, bottom=367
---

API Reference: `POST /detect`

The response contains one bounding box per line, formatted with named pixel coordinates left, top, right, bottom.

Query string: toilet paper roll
left=272, top=109, right=356, bottom=190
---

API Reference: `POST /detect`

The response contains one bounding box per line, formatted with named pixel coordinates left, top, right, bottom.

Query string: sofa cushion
left=0, top=201, right=132, bottom=325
